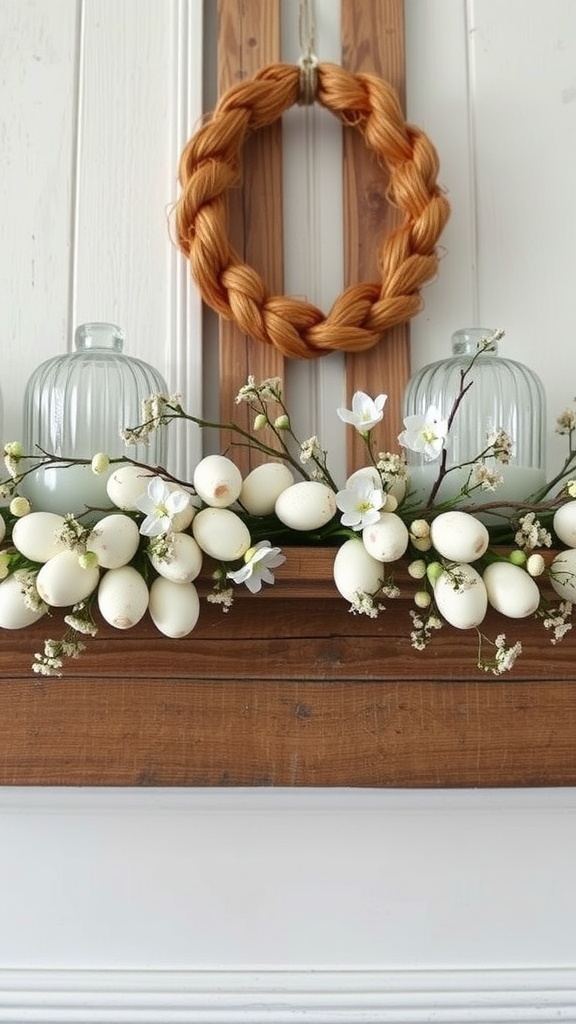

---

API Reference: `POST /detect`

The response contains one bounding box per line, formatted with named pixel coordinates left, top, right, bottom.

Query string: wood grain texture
left=0, top=547, right=574, bottom=788
left=341, top=0, right=410, bottom=469
left=217, top=0, right=285, bottom=471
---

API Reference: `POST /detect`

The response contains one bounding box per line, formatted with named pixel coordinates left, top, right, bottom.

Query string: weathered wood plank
left=217, top=0, right=285, bottom=472
left=1, top=671, right=576, bottom=788
left=341, top=0, right=410, bottom=469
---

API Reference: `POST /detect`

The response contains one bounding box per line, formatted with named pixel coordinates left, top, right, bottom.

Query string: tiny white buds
left=410, top=535, right=433, bottom=552
left=10, top=496, right=31, bottom=517
left=91, top=452, right=110, bottom=475
left=527, top=553, right=545, bottom=577
left=3, top=441, right=22, bottom=459
left=407, top=559, right=427, bottom=580
left=410, top=519, right=430, bottom=539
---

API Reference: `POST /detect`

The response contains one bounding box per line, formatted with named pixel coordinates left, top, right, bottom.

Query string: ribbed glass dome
left=402, top=328, right=546, bottom=509
left=21, top=322, right=168, bottom=516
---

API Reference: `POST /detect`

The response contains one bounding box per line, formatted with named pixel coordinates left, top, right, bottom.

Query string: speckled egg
left=149, top=577, right=200, bottom=637
left=11, top=511, right=67, bottom=563
left=362, top=512, right=409, bottom=563
left=36, top=550, right=100, bottom=607
left=553, top=501, right=576, bottom=548
left=430, top=511, right=489, bottom=563
left=240, top=462, right=294, bottom=516
left=87, top=513, right=141, bottom=568
left=483, top=561, right=540, bottom=618
left=333, top=538, right=384, bottom=603
left=193, top=455, right=243, bottom=508
left=434, top=562, right=488, bottom=629
left=192, top=507, right=251, bottom=561
left=97, top=565, right=149, bottom=629
left=0, top=572, right=47, bottom=629
left=550, top=548, right=576, bottom=602
left=275, top=481, right=337, bottom=531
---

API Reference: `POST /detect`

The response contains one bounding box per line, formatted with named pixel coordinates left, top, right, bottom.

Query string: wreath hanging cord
left=176, top=61, right=450, bottom=360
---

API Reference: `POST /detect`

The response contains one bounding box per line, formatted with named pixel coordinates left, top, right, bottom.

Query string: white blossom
left=398, top=405, right=448, bottom=461
left=134, top=477, right=190, bottom=537
left=227, top=541, right=286, bottom=594
left=337, top=391, right=387, bottom=434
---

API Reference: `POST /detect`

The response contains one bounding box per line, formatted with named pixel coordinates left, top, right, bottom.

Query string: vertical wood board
left=217, top=0, right=285, bottom=472
left=341, top=0, right=410, bottom=470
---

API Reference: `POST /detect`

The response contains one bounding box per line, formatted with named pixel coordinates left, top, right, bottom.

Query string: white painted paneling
left=0, top=0, right=79, bottom=442
left=74, top=0, right=204, bottom=474
left=282, top=0, right=347, bottom=485
left=406, top=0, right=576, bottom=477
left=0, top=788, right=576, bottom=1020
left=405, top=0, right=478, bottom=358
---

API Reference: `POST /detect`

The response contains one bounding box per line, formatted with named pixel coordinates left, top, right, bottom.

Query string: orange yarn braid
left=176, top=62, right=450, bottom=361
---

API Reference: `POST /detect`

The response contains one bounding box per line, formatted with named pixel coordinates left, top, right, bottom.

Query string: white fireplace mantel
left=0, top=786, right=575, bottom=1022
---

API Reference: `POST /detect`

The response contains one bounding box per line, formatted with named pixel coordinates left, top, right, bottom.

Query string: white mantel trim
left=0, top=966, right=575, bottom=1023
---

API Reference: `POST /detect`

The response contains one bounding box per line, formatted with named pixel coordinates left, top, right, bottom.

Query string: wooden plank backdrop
left=341, top=0, right=410, bottom=471
left=217, top=0, right=285, bottom=473
left=0, top=549, right=575, bottom=787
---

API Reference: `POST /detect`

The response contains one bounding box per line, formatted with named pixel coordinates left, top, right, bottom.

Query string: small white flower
left=472, top=463, right=504, bottom=491
left=398, top=405, right=448, bottom=461
left=135, top=477, right=190, bottom=537
left=227, top=541, right=286, bottom=594
left=336, top=478, right=384, bottom=531
left=337, top=391, right=387, bottom=434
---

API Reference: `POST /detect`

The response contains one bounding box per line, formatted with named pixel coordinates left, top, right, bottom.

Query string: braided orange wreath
left=175, top=62, right=450, bottom=360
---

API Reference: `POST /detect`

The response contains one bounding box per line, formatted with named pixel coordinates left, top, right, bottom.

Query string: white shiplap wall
left=2, top=1, right=576, bottom=1017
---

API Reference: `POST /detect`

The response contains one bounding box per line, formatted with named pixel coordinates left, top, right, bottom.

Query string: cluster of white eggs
left=0, top=454, right=340, bottom=639
left=334, top=504, right=576, bottom=629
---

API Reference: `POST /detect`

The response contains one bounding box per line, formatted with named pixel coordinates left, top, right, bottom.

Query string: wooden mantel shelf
left=0, top=548, right=575, bottom=788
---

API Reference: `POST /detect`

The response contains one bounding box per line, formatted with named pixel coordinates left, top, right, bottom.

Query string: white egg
left=36, top=550, right=100, bottom=607
left=97, top=565, right=149, bottom=629
left=11, top=511, right=67, bottom=563
left=149, top=532, right=203, bottom=583
left=240, top=462, right=294, bottom=515
left=430, top=511, right=489, bottom=563
left=550, top=549, right=576, bottom=601
left=166, top=483, right=196, bottom=531
left=362, top=512, right=409, bottom=563
left=275, top=481, right=337, bottom=531
left=106, top=464, right=156, bottom=511
left=346, top=466, right=381, bottom=490
left=483, top=561, right=540, bottom=618
left=333, top=538, right=384, bottom=603
left=434, top=562, right=488, bottom=629
left=86, top=513, right=141, bottom=568
left=0, top=573, right=47, bottom=629
left=553, top=501, right=576, bottom=547
left=149, top=577, right=200, bottom=637
left=193, top=454, right=242, bottom=508
left=192, top=507, right=251, bottom=561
